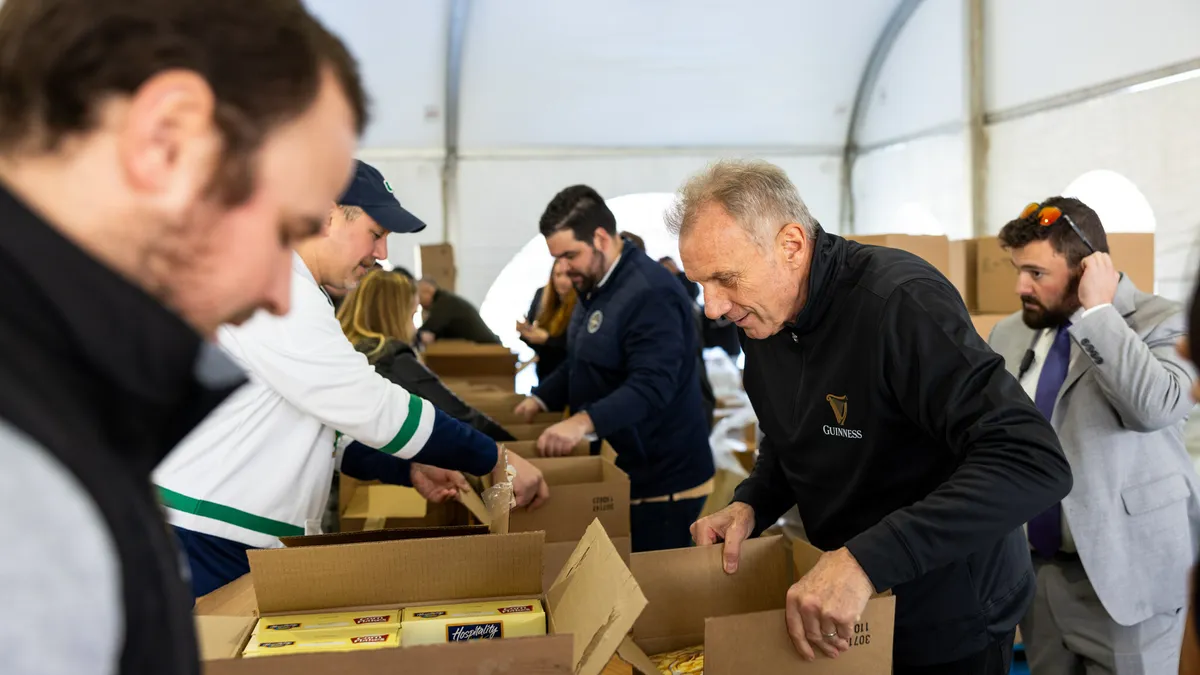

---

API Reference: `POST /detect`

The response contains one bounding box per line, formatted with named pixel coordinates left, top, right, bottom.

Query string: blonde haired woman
left=339, top=270, right=514, bottom=442
left=517, top=259, right=577, bottom=383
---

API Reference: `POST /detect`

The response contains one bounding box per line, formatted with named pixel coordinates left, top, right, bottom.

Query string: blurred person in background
left=1179, top=269, right=1200, bottom=674
left=155, top=161, right=547, bottom=599
left=416, top=277, right=502, bottom=345
left=989, top=198, right=1199, bottom=675
left=680, top=160, right=1070, bottom=674
left=514, top=185, right=715, bottom=552
left=0, top=1, right=369, bottom=673
left=517, top=258, right=577, bottom=384
left=341, top=269, right=515, bottom=442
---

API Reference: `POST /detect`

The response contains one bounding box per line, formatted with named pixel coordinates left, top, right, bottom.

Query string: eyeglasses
left=1019, top=202, right=1096, bottom=254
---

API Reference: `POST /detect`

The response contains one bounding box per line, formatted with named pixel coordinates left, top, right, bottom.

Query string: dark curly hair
left=997, top=196, right=1109, bottom=268
left=538, top=184, right=617, bottom=242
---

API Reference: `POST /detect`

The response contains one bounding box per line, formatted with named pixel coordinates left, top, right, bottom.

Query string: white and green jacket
left=153, top=253, right=497, bottom=548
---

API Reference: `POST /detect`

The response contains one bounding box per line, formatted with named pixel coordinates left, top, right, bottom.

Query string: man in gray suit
left=988, top=196, right=1200, bottom=674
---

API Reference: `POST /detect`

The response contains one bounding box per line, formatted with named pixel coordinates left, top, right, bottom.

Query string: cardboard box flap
left=279, top=525, right=487, bottom=548
left=617, top=635, right=661, bottom=675
left=194, top=574, right=258, bottom=617
left=249, top=531, right=544, bottom=614
left=341, top=484, right=427, bottom=519
left=547, top=519, right=647, bottom=675
left=703, top=596, right=897, bottom=675
left=195, top=615, right=256, bottom=661
left=630, top=535, right=792, bottom=647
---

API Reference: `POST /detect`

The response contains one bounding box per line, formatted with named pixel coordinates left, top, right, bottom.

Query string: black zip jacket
left=358, top=339, right=515, bottom=442
left=733, top=228, right=1072, bottom=666
left=0, top=184, right=243, bottom=674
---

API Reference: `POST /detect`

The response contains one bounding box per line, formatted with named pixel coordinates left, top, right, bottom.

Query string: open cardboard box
left=508, top=456, right=631, bottom=591
left=338, top=475, right=473, bottom=532
left=505, top=439, right=590, bottom=459
left=423, top=341, right=518, bottom=391
left=200, top=520, right=645, bottom=675
left=505, top=421, right=557, bottom=440
left=619, top=535, right=896, bottom=674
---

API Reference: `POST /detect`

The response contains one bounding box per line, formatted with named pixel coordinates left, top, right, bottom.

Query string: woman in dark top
left=338, top=270, right=515, bottom=442
left=517, top=259, right=577, bottom=384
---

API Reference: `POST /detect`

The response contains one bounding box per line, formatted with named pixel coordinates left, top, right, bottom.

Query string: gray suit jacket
left=988, top=275, right=1200, bottom=626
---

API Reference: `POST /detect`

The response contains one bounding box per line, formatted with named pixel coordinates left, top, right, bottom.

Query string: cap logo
left=383, top=180, right=394, bottom=194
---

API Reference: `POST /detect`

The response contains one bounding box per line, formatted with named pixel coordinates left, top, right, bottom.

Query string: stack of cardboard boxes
left=847, top=233, right=1156, bottom=340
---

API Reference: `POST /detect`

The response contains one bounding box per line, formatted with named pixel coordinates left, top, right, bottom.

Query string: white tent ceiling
left=304, top=0, right=904, bottom=154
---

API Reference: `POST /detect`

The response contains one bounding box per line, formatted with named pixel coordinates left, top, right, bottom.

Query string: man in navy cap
left=156, top=160, right=549, bottom=598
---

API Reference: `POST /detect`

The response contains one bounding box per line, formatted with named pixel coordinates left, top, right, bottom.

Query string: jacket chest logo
left=822, top=394, right=862, bottom=439
left=587, top=310, right=603, bottom=334
left=825, top=394, right=848, bottom=425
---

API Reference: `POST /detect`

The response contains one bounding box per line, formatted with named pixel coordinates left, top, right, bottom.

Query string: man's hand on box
left=784, top=548, right=875, bottom=661
left=410, top=464, right=471, bottom=503
left=690, top=502, right=755, bottom=574
left=513, top=397, right=543, bottom=423
left=503, top=451, right=550, bottom=510
left=537, top=414, right=590, bottom=457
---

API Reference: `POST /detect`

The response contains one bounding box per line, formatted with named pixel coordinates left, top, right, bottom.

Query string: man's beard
left=569, top=249, right=607, bottom=295
left=1021, top=275, right=1082, bottom=330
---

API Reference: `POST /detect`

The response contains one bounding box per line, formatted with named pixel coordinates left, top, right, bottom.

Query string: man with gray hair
left=680, top=159, right=1072, bottom=674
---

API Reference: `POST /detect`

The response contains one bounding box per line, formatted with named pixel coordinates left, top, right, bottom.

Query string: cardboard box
left=975, top=237, right=1019, bottom=313
left=485, top=410, right=563, bottom=426
left=846, top=234, right=951, bottom=279
left=338, top=475, right=473, bottom=532
left=975, top=233, right=1155, bottom=313
left=508, top=457, right=630, bottom=544
left=620, top=536, right=895, bottom=674
left=505, top=439, right=590, bottom=459
left=419, top=243, right=457, bottom=292
left=949, top=239, right=979, bottom=311
left=505, top=422, right=558, bottom=440
left=970, top=313, right=1010, bottom=342
left=201, top=520, right=645, bottom=675
left=195, top=574, right=258, bottom=618
left=423, top=342, right=517, bottom=391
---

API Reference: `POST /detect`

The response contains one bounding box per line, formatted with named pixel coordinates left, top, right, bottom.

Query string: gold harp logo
left=826, top=394, right=848, bottom=426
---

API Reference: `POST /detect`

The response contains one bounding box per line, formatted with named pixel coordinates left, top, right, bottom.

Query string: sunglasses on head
left=1019, top=202, right=1096, bottom=254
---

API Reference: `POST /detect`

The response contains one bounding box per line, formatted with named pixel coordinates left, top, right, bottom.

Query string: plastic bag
left=482, top=447, right=517, bottom=534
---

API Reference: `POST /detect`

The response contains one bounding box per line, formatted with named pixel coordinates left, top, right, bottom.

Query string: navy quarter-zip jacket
left=534, top=240, right=715, bottom=500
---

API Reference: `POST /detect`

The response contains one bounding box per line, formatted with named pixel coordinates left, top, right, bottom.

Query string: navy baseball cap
left=338, top=160, right=427, bottom=233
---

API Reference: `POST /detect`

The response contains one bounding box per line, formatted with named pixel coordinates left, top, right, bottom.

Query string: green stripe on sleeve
left=380, top=395, right=425, bottom=454
left=157, top=486, right=304, bottom=538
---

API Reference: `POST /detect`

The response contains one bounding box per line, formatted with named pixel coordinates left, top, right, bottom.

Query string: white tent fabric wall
left=303, top=0, right=898, bottom=306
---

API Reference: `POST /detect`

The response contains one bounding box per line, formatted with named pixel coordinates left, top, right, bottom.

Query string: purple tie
left=1028, top=324, right=1071, bottom=557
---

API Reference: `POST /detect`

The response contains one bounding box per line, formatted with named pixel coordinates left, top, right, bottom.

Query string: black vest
left=0, top=185, right=242, bottom=674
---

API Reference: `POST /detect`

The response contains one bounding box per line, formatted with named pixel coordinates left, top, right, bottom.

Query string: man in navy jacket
left=515, top=185, right=715, bottom=552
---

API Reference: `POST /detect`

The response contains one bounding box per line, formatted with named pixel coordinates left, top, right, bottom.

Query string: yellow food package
left=400, top=598, right=546, bottom=646
left=255, top=608, right=401, bottom=635
left=241, top=628, right=400, bottom=658
left=651, top=644, right=705, bottom=674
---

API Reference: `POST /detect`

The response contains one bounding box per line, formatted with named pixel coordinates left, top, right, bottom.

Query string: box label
left=448, top=621, right=503, bottom=641
left=849, top=620, right=873, bottom=648
left=593, top=496, right=614, bottom=513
